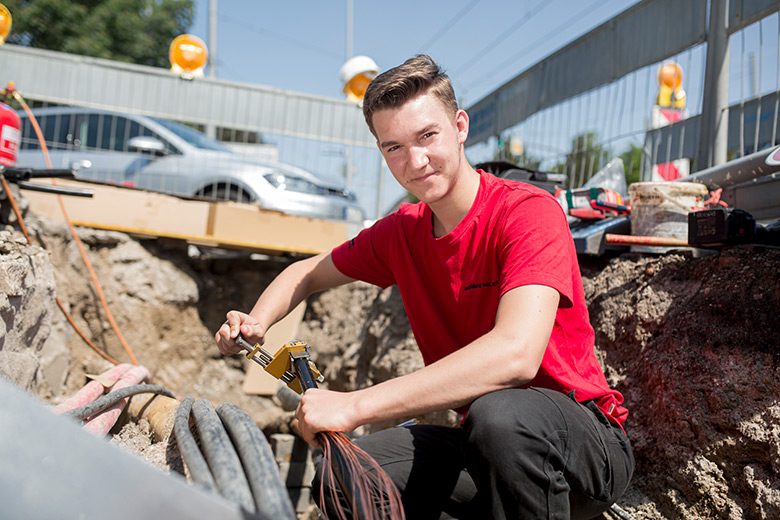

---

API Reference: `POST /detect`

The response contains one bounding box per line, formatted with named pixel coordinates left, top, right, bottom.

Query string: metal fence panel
left=0, top=45, right=374, bottom=148
left=467, top=0, right=707, bottom=145
left=645, top=92, right=780, bottom=171
left=0, top=44, right=399, bottom=219
left=729, top=0, right=780, bottom=33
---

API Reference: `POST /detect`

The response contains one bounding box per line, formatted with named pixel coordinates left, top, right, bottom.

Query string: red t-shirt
left=331, top=170, right=627, bottom=426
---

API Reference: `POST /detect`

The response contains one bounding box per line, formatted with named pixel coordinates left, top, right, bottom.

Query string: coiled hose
left=64, top=384, right=175, bottom=420
left=190, top=399, right=255, bottom=511
left=176, top=398, right=296, bottom=520
left=216, top=403, right=297, bottom=519
left=66, top=383, right=296, bottom=519
left=173, top=397, right=218, bottom=494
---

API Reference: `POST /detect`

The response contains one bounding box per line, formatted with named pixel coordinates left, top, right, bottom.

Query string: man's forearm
left=350, top=328, right=542, bottom=425
left=346, top=284, right=558, bottom=427
left=293, top=285, right=557, bottom=441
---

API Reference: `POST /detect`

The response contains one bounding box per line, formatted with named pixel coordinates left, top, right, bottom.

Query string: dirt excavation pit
left=1, top=197, right=779, bottom=519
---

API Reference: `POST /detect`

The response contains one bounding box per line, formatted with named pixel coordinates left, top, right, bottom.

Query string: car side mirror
left=127, top=136, right=167, bottom=157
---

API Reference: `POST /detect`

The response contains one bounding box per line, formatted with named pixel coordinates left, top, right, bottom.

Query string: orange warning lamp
left=656, top=62, right=686, bottom=109
left=340, top=56, right=379, bottom=103
left=169, top=34, right=208, bottom=78
left=0, top=3, right=12, bottom=45
left=658, top=62, right=682, bottom=90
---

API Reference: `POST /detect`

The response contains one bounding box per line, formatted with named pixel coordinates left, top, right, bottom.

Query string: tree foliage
left=619, top=144, right=643, bottom=185
left=562, top=131, right=609, bottom=186
left=5, top=0, right=194, bottom=68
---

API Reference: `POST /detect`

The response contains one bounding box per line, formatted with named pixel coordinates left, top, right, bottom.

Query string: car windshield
left=152, top=118, right=229, bottom=152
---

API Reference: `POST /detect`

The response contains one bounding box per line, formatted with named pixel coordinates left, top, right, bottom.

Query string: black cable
left=191, top=399, right=255, bottom=512
left=463, top=0, right=603, bottom=92
left=453, top=0, right=548, bottom=77
left=64, top=384, right=175, bottom=421
left=291, top=357, right=367, bottom=518
left=66, top=385, right=292, bottom=516
left=417, top=0, right=483, bottom=53
left=173, top=397, right=218, bottom=494
left=216, top=403, right=296, bottom=520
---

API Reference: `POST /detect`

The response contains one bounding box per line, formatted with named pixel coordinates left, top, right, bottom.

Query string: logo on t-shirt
left=463, top=280, right=499, bottom=291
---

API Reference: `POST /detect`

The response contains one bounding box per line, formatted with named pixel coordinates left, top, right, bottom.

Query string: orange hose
left=55, top=298, right=120, bottom=365
left=605, top=233, right=688, bottom=247
left=1, top=173, right=120, bottom=364
left=0, top=175, right=31, bottom=242
left=11, top=89, right=138, bottom=366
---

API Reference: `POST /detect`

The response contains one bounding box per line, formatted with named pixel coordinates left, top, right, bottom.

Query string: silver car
left=16, top=107, right=365, bottom=223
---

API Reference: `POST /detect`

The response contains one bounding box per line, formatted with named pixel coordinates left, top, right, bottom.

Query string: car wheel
left=199, top=185, right=252, bottom=203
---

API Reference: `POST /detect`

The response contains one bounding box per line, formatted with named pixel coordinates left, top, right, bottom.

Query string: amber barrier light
left=169, top=34, right=208, bottom=77
left=0, top=4, right=12, bottom=45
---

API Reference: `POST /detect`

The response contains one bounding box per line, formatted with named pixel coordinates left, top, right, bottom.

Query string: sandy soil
left=583, top=248, right=780, bottom=519
left=4, top=206, right=779, bottom=519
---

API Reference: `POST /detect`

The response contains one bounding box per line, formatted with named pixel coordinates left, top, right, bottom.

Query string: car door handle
left=71, top=160, right=92, bottom=171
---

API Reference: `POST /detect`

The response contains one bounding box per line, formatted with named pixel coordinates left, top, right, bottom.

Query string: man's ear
left=455, top=109, right=469, bottom=145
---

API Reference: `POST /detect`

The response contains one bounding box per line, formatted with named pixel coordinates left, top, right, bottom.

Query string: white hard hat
left=339, top=55, right=379, bottom=85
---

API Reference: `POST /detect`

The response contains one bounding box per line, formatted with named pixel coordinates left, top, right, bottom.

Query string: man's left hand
left=294, top=388, right=360, bottom=446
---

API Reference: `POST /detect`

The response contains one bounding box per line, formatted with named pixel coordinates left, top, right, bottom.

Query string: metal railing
left=465, top=0, right=780, bottom=192
left=0, top=44, right=399, bottom=220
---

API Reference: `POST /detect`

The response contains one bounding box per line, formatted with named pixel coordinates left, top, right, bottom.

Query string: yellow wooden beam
left=24, top=179, right=350, bottom=256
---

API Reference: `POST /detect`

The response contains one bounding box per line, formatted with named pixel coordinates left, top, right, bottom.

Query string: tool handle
left=291, top=356, right=318, bottom=391
left=234, top=334, right=255, bottom=353
left=28, top=168, right=76, bottom=179
left=17, top=180, right=94, bottom=197
left=1, top=167, right=76, bottom=180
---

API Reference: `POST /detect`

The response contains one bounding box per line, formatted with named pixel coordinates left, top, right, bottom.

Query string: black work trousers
left=313, top=387, right=634, bottom=519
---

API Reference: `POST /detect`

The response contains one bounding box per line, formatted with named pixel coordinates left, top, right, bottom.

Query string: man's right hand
left=214, top=310, right=266, bottom=356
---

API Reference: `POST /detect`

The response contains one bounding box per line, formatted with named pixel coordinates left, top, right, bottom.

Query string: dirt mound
left=3, top=194, right=779, bottom=519
left=584, top=248, right=780, bottom=519
left=6, top=215, right=288, bottom=430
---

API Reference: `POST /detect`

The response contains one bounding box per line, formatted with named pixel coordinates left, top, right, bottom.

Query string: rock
left=0, top=350, right=39, bottom=390
left=0, top=230, right=56, bottom=393
left=584, top=247, right=780, bottom=519
left=37, top=336, right=71, bottom=396
left=4, top=186, right=779, bottom=520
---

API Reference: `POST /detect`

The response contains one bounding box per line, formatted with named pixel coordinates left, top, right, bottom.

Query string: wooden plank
left=23, top=179, right=348, bottom=255
left=210, top=201, right=348, bottom=254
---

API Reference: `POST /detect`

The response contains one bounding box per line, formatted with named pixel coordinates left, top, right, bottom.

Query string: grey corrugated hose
left=191, top=399, right=256, bottom=512
left=64, top=384, right=175, bottom=420
left=174, top=397, right=218, bottom=494
left=216, top=403, right=296, bottom=520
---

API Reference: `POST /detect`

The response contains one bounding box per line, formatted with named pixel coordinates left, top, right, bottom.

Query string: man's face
left=372, top=93, right=469, bottom=205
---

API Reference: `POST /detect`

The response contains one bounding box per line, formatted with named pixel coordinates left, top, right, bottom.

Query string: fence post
left=697, top=0, right=730, bottom=170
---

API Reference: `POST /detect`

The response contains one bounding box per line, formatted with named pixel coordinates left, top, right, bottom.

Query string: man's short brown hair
left=362, top=55, right=458, bottom=137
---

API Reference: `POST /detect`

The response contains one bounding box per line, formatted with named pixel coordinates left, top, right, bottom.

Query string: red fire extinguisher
left=0, top=101, right=21, bottom=167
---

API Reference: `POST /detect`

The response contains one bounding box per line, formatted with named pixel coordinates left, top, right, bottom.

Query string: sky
left=190, top=0, right=642, bottom=106
left=185, top=2, right=780, bottom=216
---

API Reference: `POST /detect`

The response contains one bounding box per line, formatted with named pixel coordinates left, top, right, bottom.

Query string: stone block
left=271, top=433, right=311, bottom=464
left=277, top=461, right=316, bottom=488
left=0, top=351, right=39, bottom=391
left=288, top=487, right=313, bottom=514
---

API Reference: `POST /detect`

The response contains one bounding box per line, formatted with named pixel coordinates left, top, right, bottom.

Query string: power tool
left=234, top=335, right=324, bottom=394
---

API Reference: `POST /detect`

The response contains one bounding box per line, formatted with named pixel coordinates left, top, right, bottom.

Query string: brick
left=277, top=461, right=317, bottom=487
left=271, top=433, right=311, bottom=464
left=288, top=487, right=313, bottom=513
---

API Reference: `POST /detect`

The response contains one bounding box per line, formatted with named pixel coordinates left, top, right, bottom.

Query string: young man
left=216, top=55, right=634, bottom=519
